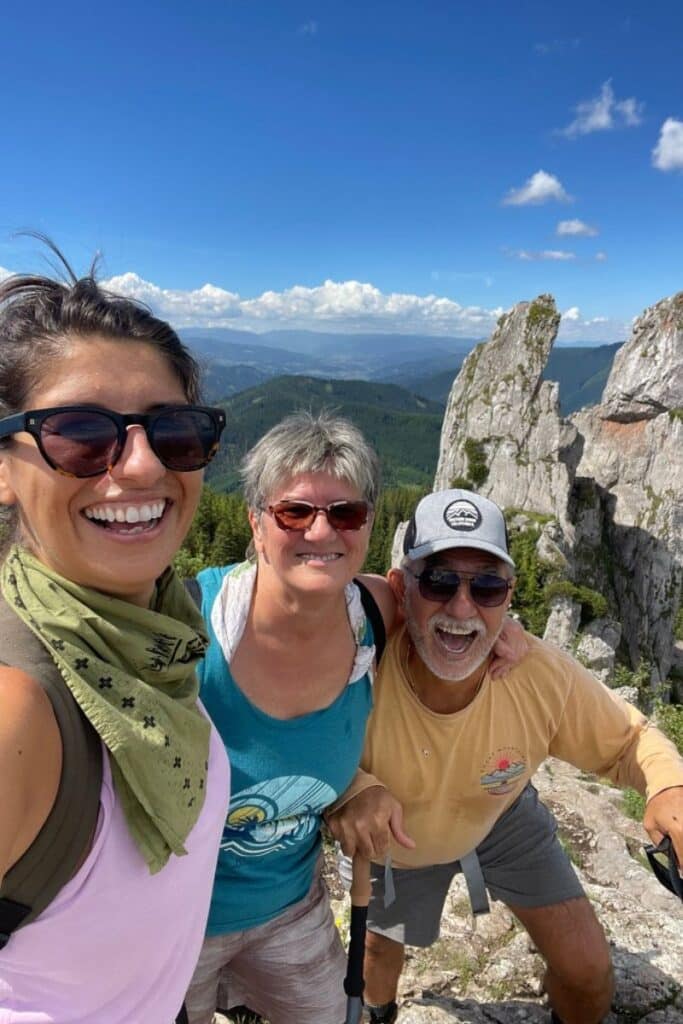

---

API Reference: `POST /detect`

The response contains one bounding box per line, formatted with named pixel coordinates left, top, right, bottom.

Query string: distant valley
left=182, top=326, right=621, bottom=416
left=184, top=327, right=622, bottom=493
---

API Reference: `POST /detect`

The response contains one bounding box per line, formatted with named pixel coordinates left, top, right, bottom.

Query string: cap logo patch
left=444, top=498, right=482, bottom=532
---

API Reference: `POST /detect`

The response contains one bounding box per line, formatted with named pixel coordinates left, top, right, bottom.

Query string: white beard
left=406, top=598, right=503, bottom=683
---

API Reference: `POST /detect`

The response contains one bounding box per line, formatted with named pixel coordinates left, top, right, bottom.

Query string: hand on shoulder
left=0, top=669, right=62, bottom=882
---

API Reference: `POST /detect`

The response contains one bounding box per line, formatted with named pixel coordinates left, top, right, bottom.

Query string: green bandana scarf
left=1, top=545, right=212, bottom=873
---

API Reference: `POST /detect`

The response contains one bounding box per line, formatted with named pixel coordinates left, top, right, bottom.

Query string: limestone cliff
left=433, top=296, right=581, bottom=530
left=433, top=291, right=682, bottom=681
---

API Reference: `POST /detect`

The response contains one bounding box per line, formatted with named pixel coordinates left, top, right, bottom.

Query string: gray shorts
left=185, top=856, right=347, bottom=1024
left=344, top=783, right=585, bottom=947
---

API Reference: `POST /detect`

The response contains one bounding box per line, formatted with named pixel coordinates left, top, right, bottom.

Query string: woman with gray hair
left=185, top=410, right=396, bottom=1024
left=185, top=411, right=525, bottom=1024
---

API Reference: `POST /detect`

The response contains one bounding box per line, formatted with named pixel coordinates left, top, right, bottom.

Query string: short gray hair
left=240, top=410, right=381, bottom=510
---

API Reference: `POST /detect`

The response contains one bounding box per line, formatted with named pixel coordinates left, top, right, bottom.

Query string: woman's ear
left=0, top=451, right=18, bottom=507
left=248, top=506, right=264, bottom=554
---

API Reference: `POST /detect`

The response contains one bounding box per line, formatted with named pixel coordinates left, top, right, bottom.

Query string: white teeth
left=84, top=500, right=167, bottom=523
left=298, top=553, right=340, bottom=562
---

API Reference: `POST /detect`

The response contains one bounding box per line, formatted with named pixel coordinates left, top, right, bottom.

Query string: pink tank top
left=0, top=721, right=229, bottom=1023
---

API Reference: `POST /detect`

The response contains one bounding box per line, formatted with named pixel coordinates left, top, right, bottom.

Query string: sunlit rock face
left=573, top=292, right=683, bottom=681
left=432, top=291, right=682, bottom=682
left=434, top=296, right=581, bottom=531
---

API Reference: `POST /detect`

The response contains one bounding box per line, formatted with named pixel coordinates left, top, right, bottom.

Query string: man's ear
left=387, top=567, right=407, bottom=605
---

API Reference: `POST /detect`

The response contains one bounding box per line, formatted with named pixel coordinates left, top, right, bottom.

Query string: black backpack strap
left=183, top=576, right=202, bottom=608
left=354, top=578, right=386, bottom=663
left=0, top=594, right=102, bottom=949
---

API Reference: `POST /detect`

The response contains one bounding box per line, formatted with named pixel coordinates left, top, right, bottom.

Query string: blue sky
left=1, top=0, right=681, bottom=343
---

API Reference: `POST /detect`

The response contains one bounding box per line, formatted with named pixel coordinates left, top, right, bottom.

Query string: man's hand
left=326, top=785, right=415, bottom=859
left=643, top=785, right=683, bottom=869
left=490, top=616, right=529, bottom=678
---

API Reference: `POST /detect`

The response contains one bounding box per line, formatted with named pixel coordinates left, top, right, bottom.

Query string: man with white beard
left=329, top=488, right=683, bottom=1024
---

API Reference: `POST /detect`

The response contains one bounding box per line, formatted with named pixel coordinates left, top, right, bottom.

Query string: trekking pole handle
left=350, top=852, right=372, bottom=907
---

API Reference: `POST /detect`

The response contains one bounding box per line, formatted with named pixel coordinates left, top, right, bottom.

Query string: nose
left=109, top=424, right=165, bottom=484
left=443, top=578, right=478, bottom=618
left=303, top=508, right=337, bottom=540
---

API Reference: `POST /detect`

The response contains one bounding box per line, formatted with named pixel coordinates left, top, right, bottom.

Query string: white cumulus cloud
left=560, top=80, right=644, bottom=138
left=508, top=249, right=576, bottom=262
left=101, top=272, right=505, bottom=337
left=503, top=170, right=572, bottom=206
left=652, top=117, right=683, bottom=171
left=557, top=308, right=626, bottom=343
left=557, top=219, right=598, bottom=237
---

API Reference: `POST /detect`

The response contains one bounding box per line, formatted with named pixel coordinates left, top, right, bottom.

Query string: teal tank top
left=197, top=565, right=375, bottom=935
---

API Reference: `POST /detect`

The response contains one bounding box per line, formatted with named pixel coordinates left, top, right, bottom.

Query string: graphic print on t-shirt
left=479, top=747, right=527, bottom=795
left=221, top=776, right=336, bottom=856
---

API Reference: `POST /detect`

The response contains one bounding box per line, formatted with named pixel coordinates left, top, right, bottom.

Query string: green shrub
left=622, top=787, right=646, bottom=821
left=463, top=437, right=489, bottom=488
left=654, top=700, right=683, bottom=755
left=544, top=580, right=608, bottom=620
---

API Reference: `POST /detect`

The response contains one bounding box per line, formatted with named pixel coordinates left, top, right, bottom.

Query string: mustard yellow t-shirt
left=350, top=627, right=683, bottom=869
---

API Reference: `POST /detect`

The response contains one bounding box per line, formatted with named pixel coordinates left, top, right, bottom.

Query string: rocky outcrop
left=433, top=297, right=581, bottom=530
left=600, top=293, right=683, bottom=421
left=543, top=595, right=581, bottom=649
left=433, top=291, right=683, bottom=681
left=572, top=294, right=683, bottom=681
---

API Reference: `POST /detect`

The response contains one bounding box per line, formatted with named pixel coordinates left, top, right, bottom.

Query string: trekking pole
left=344, top=853, right=372, bottom=1024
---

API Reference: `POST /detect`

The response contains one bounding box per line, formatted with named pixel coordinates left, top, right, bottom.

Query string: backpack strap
left=0, top=593, right=102, bottom=949
left=354, top=578, right=386, bottom=663
left=183, top=576, right=202, bottom=608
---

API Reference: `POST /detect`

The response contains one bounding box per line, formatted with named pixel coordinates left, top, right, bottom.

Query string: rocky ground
left=217, top=759, right=683, bottom=1023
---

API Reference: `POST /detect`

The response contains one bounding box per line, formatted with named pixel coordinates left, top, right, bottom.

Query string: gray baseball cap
left=403, top=488, right=515, bottom=569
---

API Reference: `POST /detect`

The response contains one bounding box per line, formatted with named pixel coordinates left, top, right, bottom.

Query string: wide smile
left=82, top=499, right=170, bottom=538
left=296, top=552, right=343, bottom=564
left=433, top=621, right=484, bottom=657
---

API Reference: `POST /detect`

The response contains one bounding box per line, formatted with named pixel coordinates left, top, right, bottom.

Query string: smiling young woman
left=0, top=242, right=229, bottom=1024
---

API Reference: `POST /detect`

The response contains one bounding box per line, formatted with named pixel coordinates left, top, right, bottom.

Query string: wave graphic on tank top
left=221, top=776, right=336, bottom=856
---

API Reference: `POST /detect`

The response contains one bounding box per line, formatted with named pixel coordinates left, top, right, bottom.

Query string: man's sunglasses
left=409, top=567, right=513, bottom=608
left=644, top=836, right=683, bottom=901
left=264, top=499, right=371, bottom=532
left=0, top=404, right=226, bottom=478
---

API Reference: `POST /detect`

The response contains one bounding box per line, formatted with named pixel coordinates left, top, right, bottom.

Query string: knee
left=551, top=944, right=614, bottom=1012
left=365, top=931, right=405, bottom=969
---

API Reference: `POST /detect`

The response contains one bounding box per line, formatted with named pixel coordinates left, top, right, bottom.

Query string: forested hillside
left=206, top=375, right=443, bottom=491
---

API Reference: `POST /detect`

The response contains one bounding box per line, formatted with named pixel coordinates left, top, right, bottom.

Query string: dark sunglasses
left=409, top=567, right=513, bottom=608
left=264, top=499, right=370, bottom=532
left=644, top=836, right=683, bottom=901
left=0, top=404, right=226, bottom=478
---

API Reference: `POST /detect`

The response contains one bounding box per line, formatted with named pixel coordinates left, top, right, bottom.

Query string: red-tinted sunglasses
left=0, top=404, right=226, bottom=477
left=264, top=499, right=370, bottom=532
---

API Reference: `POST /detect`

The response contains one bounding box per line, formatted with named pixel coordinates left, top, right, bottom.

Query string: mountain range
left=182, top=327, right=621, bottom=415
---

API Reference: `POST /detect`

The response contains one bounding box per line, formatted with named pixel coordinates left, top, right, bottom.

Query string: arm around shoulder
left=0, top=668, right=62, bottom=884
left=357, top=573, right=398, bottom=634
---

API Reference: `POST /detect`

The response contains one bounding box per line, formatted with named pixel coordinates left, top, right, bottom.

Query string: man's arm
left=325, top=768, right=415, bottom=859
left=549, top=657, right=683, bottom=864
